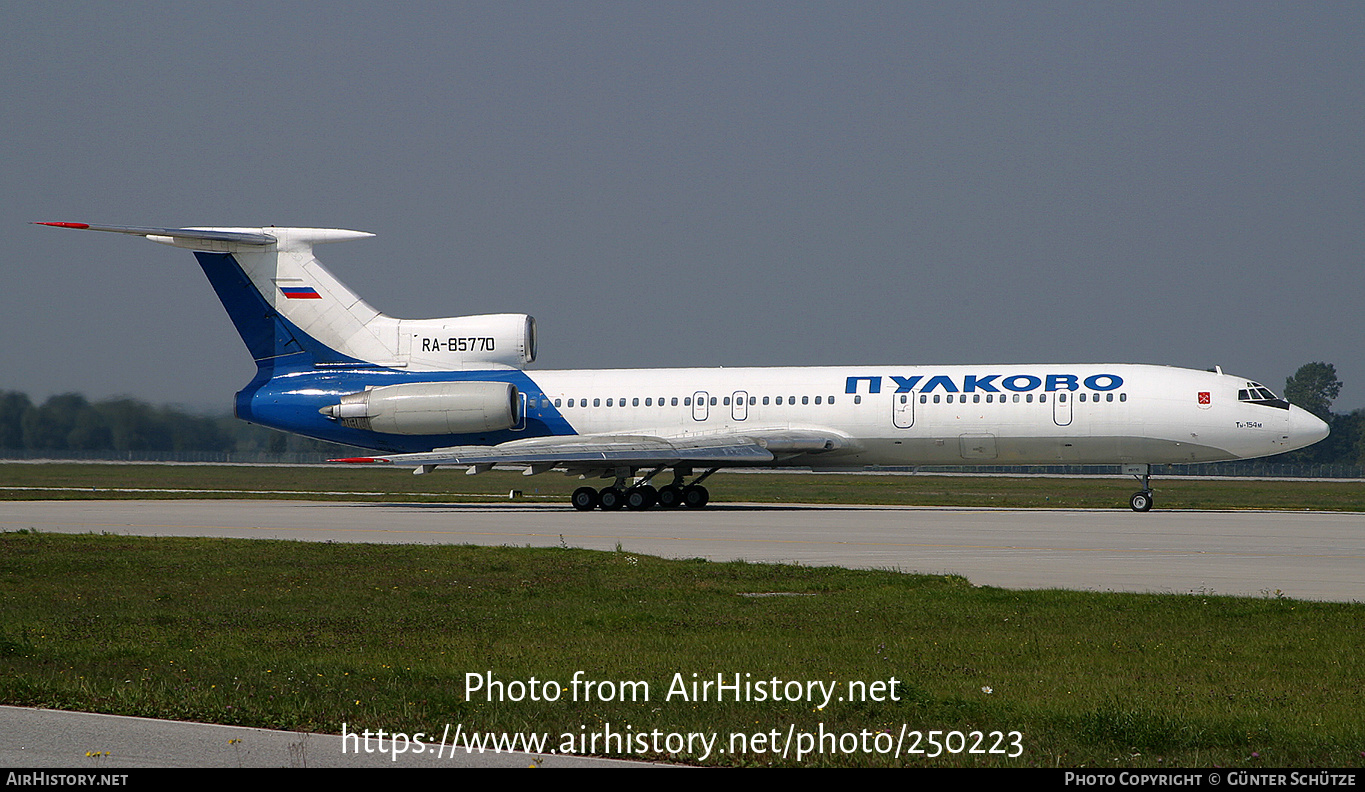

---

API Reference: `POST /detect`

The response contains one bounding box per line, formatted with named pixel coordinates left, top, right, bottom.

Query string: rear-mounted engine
left=321, top=381, right=521, bottom=435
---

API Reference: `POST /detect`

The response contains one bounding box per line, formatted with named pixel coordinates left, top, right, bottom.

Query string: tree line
left=0, top=391, right=353, bottom=456
left=1279, top=362, right=1363, bottom=467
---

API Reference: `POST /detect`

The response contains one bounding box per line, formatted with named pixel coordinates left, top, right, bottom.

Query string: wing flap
left=336, top=433, right=775, bottom=469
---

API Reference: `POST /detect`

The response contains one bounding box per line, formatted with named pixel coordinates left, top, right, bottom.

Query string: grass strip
left=1, top=531, right=1361, bottom=767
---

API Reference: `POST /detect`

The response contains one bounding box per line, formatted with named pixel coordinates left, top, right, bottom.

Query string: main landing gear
left=571, top=467, right=717, bottom=511
left=1127, top=464, right=1154, bottom=512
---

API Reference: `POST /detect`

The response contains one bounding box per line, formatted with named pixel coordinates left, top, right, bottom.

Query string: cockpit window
left=1238, top=382, right=1289, bottom=410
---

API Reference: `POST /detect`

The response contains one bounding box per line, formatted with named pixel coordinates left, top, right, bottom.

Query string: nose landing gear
left=1126, top=464, right=1154, bottom=512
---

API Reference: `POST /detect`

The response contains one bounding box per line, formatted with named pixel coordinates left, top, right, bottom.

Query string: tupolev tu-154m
left=38, top=222, right=1329, bottom=511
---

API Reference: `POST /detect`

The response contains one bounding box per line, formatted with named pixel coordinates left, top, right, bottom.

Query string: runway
left=4, top=499, right=1362, bottom=602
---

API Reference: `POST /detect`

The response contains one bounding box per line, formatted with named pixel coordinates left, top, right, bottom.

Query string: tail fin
left=35, top=223, right=397, bottom=369
left=36, top=222, right=536, bottom=372
left=192, top=226, right=402, bottom=369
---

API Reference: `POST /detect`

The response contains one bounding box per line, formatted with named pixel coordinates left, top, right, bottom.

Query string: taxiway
left=3, top=500, right=1361, bottom=602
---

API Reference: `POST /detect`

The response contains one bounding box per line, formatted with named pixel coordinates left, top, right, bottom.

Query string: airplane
left=37, top=222, right=1330, bottom=511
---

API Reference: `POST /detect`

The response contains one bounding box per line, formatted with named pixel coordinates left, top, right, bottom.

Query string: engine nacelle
left=321, top=381, right=521, bottom=435
left=399, top=314, right=537, bottom=369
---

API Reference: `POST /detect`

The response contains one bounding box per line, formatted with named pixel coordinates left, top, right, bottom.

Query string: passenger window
left=632, top=398, right=639, bottom=406
left=1026, top=393, right=1033, bottom=403
left=554, top=399, right=562, bottom=407
left=1106, top=393, right=1114, bottom=402
left=684, top=397, right=691, bottom=406
left=933, top=395, right=940, bottom=403
left=1039, top=394, right=1046, bottom=403
left=593, top=398, right=601, bottom=407
left=763, top=396, right=770, bottom=405
left=802, top=396, right=809, bottom=405
left=672, top=397, right=678, bottom=406
left=919, top=395, right=927, bottom=404
left=710, top=397, right=717, bottom=406
left=723, top=397, right=730, bottom=406
left=815, top=396, right=822, bottom=405
left=749, top=396, right=756, bottom=405
left=1012, top=394, right=1020, bottom=403
left=645, top=398, right=652, bottom=406
left=829, top=396, right=835, bottom=404
left=1120, top=393, right=1127, bottom=402
left=853, top=395, right=860, bottom=404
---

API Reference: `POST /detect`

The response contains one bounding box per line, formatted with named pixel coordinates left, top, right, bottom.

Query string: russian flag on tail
left=280, top=286, right=322, bottom=299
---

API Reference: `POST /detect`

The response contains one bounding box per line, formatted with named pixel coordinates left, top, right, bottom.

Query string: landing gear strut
left=1126, top=464, right=1154, bottom=512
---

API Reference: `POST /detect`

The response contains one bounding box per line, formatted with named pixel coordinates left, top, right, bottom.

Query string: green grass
left=2, top=462, right=1363, bottom=510
left=2, top=531, right=1362, bottom=767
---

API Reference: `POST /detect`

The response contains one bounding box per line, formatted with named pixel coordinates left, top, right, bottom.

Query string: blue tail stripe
left=194, top=252, right=367, bottom=369
left=194, top=252, right=305, bottom=364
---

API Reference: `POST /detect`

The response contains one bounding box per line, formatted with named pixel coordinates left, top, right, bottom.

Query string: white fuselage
left=518, top=363, right=1325, bottom=467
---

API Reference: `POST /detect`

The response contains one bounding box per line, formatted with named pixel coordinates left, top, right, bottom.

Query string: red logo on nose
left=1198, top=392, right=1211, bottom=405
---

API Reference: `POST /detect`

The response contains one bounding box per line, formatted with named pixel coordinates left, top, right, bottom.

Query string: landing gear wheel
left=1130, top=490, right=1154, bottom=512
left=657, top=484, right=684, bottom=509
left=682, top=484, right=709, bottom=509
left=598, top=487, right=626, bottom=510
left=571, top=486, right=600, bottom=511
left=625, top=486, right=657, bottom=510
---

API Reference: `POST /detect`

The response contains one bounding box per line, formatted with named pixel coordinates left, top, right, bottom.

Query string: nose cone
left=1285, top=405, right=1330, bottom=452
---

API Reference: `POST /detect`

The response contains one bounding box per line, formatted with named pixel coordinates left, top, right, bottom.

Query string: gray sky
left=4, top=2, right=1362, bottom=412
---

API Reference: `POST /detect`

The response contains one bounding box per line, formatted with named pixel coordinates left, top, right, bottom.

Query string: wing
left=334, top=429, right=851, bottom=476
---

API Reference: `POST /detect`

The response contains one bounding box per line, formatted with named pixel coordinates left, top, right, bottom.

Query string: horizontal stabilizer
left=34, top=222, right=279, bottom=246
left=33, top=222, right=375, bottom=251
